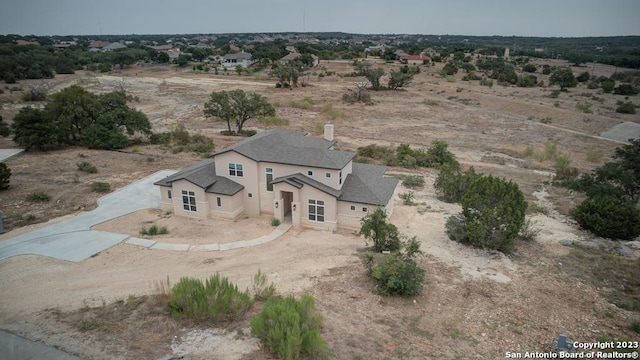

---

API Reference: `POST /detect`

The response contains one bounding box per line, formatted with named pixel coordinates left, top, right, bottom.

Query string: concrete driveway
left=0, top=170, right=175, bottom=262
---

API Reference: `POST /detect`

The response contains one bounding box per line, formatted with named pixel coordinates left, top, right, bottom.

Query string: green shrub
left=616, top=101, right=636, bottom=114
left=548, top=90, right=561, bottom=98
left=0, top=116, right=10, bottom=137
left=370, top=254, right=425, bottom=296
left=402, top=175, right=425, bottom=188
left=357, top=144, right=396, bottom=166
left=519, top=218, right=541, bottom=241
left=400, top=191, right=416, bottom=206
left=358, top=207, right=401, bottom=252
left=445, top=214, right=468, bottom=243
left=168, top=274, right=253, bottom=321
left=614, top=84, right=639, bottom=96
left=251, top=294, right=327, bottom=360
left=523, top=145, right=535, bottom=157
left=422, top=98, right=441, bottom=106
left=26, top=190, right=50, bottom=202
left=575, top=102, right=593, bottom=114
left=570, top=196, right=640, bottom=240
left=459, top=175, right=527, bottom=253
left=554, top=155, right=578, bottom=180
left=270, top=218, right=281, bottom=226
left=425, top=140, right=459, bottom=169
left=288, top=97, right=314, bottom=109
left=76, top=161, right=98, bottom=173
left=361, top=237, right=425, bottom=296
left=434, top=166, right=481, bottom=203
left=90, top=182, right=111, bottom=193
left=536, top=141, right=558, bottom=161
left=0, top=163, right=10, bottom=190
left=252, top=269, right=276, bottom=300
left=631, top=321, right=640, bottom=334
left=140, top=224, right=167, bottom=236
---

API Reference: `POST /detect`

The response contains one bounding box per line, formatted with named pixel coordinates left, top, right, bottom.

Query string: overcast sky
left=2, top=0, right=639, bottom=37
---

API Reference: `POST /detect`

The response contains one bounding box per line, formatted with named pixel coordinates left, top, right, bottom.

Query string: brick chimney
left=324, top=123, right=334, bottom=141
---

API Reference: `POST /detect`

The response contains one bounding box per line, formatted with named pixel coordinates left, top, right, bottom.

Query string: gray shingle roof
left=154, top=159, right=244, bottom=196
left=271, top=173, right=341, bottom=198
left=215, top=130, right=354, bottom=169
left=339, top=163, right=399, bottom=206
left=271, top=163, right=398, bottom=206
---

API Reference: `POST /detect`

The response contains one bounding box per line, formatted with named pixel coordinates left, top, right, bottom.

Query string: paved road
left=0, top=170, right=175, bottom=262
left=0, top=330, right=83, bottom=360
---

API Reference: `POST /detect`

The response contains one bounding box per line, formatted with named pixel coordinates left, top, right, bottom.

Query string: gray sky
left=2, top=0, right=639, bottom=37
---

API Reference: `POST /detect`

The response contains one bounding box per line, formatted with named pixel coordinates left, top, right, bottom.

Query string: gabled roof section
left=154, top=159, right=243, bottom=196
left=271, top=173, right=341, bottom=198
left=271, top=164, right=398, bottom=206
left=339, top=163, right=399, bottom=206
left=214, top=129, right=355, bottom=170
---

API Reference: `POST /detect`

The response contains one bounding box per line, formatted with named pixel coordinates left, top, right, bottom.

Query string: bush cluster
left=151, top=125, right=214, bottom=155
left=359, top=208, right=426, bottom=296
left=251, top=294, right=327, bottom=360
left=562, top=139, right=640, bottom=240
left=356, top=140, right=459, bottom=170
left=168, top=274, right=253, bottom=322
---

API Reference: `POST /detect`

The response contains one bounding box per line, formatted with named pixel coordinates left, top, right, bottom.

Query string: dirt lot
left=0, top=60, right=638, bottom=359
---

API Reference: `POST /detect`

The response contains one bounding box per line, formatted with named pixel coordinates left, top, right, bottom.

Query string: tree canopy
left=203, top=89, right=275, bottom=134
left=549, top=67, right=577, bottom=91
left=12, top=86, right=151, bottom=150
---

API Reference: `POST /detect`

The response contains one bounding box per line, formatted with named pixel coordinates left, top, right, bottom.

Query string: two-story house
left=154, top=125, right=399, bottom=231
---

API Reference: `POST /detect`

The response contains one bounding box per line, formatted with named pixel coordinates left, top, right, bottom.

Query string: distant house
left=102, top=42, right=127, bottom=51
left=88, top=40, right=110, bottom=50
left=154, top=126, right=399, bottom=231
left=279, top=52, right=319, bottom=67
left=15, top=39, right=40, bottom=46
left=394, top=50, right=409, bottom=58
left=399, top=54, right=431, bottom=65
left=222, top=52, right=254, bottom=69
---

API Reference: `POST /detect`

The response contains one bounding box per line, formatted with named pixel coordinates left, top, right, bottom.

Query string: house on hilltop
left=154, top=126, right=399, bottom=230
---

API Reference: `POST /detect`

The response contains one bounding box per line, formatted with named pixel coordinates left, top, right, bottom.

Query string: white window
left=308, top=199, right=325, bottom=222
left=362, top=207, right=368, bottom=212
left=339, top=170, right=343, bottom=185
left=216, top=196, right=222, bottom=207
left=229, top=163, right=243, bottom=177
left=167, top=190, right=172, bottom=199
left=350, top=205, right=355, bottom=211
left=266, top=168, right=273, bottom=192
left=182, top=190, right=196, bottom=211
left=307, top=170, right=313, bottom=176
left=325, top=172, right=331, bottom=178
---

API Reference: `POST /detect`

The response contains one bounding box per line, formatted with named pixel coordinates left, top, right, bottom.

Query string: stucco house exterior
left=154, top=125, right=399, bottom=231
left=222, top=51, right=254, bottom=69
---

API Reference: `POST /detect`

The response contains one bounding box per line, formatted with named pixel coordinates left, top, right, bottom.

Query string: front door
left=281, top=191, right=293, bottom=215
